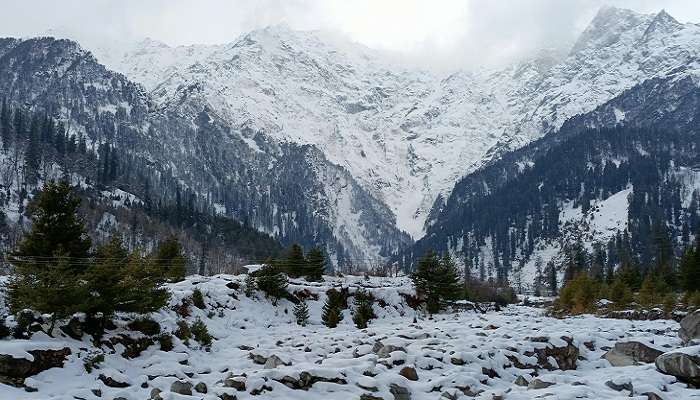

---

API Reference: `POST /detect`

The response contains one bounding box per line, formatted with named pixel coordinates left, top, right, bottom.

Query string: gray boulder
left=528, top=378, right=555, bottom=390
left=604, top=341, right=664, bottom=366
left=390, top=383, right=411, bottom=400
left=170, top=380, right=193, bottom=395
left=0, top=347, right=71, bottom=387
left=655, top=348, right=700, bottom=386
left=679, top=311, right=700, bottom=344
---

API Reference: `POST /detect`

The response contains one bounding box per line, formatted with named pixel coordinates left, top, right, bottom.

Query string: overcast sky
left=1, top=0, right=699, bottom=68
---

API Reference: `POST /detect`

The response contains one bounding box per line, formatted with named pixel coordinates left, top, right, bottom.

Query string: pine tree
left=0, top=99, right=11, bottom=151
left=637, top=274, right=656, bottom=308
left=244, top=274, right=256, bottom=297
left=411, top=251, right=461, bottom=314
left=351, top=289, right=376, bottom=329
left=305, top=247, right=326, bottom=281
left=294, top=300, right=309, bottom=326
left=322, top=288, right=345, bottom=328
left=256, top=266, right=288, bottom=304
left=610, top=277, right=633, bottom=309
left=8, top=181, right=92, bottom=333
left=24, top=116, right=41, bottom=184
left=547, top=262, right=558, bottom=295
left=283, top=244, right=306, bottom=277
left=153, top=235, right=187, bottom=282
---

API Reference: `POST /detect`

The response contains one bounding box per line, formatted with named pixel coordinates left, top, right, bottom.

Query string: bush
left=244, top=275, right=256, bottom=297
left=412, top=251, right=461, bottom=314
left=191, top=317, right=212, bottom=348
left=83, top=351, right=105, bottom=373
left=256, top=266, right=288, bottom=304
left=294, top=301, right=309, bottom=326
left=322, top=289, right=345, bottom=328
left=192, top=288, right=206, bottom=309
left=128, top=318, right=161, bottom=336
left=555, top=274, right=599, bottom=314
left=352, top=290, right=376, bottom=329
left=175, top=320, right=192, bottom=343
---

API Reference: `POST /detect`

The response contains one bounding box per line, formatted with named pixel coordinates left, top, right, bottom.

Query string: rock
left=373, top=342, right=407, bottom=359
left=60, top=316, right=84, bottom=340
left=605, top=379, right=633, bottom=393
left=170, top=380, right=192, bottom=395
left=390, top=383, right=411, bottom=400
left=440, top=390, right=460, bottom=400
left=604, top=341, right=664, bottom=366
left=223, top=374, right=246, bottom=391
left=655, top=349, right=700, bottom=386
left=523, top=336, right=578, bottom=370
left=0, top=347, right=71, bottom=387
left=264, top=355, right=288, bottom=369
left=361, top=394, right=384, bottom=400
left=107, top=334, right=154, bottom=359
left=194, top=381, right=208, bottom=393
left=643, top=392, right=664, bottom=400
left=149, top=388, right=162, bottom=400
left=219, top=393, right=237, bottom=400
left=399, top=366, right=418, bottom=381
left=274, top=371, right=347, bottom=390
left=680, top=311, right=700, bottom=344
left=528, top=378, right=555, bottom=389
left=98, top=373, right=130, bottom=388
left=128, top=318, right=161, bottom=336
left=513, top=375, right=529, bottom=387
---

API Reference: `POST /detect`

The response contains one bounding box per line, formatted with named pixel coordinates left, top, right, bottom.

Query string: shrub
left=294, top=301, right=309, bottom=326
left=128, top=317, right=161, bottom=336
left=191, top=317, right=212, bottom=348
left=322, top=289, right=345, bottom=328
left=256, top=266, right=288, bottom=304
left=83, top=351, right=105, bottom=373
left=352, top=290, right=376, bottom=329
left=192, top=288, right=206, bottom=309
left=244, top=274, right=256, bottom=297
left=175, top=320, right=192, bottom=343
left=158, top=334, right=174, bottom=352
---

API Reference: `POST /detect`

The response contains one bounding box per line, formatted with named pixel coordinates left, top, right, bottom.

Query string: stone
left=149, top=388, right=162, bottom=400
left=219, top=393, right=237, bottom=400
left=524, top=336, right=578, bottom=370
left=679, top=311, right=700, bottom=344
left=513, top=375, right=529, bottom=387
left=128, top=318, right=161, bottom=336
left=195, top=381, right=208, bottom=393
left=170, top=380, right=193, bottom=395
left=643, top=392, right=664, bottom=400
left=224, top=374, right=246, bottom=391
left=98, top=373, right=130, bottom=388
left=264, top=355, right=288, bottom=369
left=60, top=316, right=84, bottom=340
left=0, top=347, right=71, bottom=387
left=399, top=366, right=418, bottom=381
left=528, top=378, right=555, bottom=389
left=390, top=383, right=411, bottom=400
left=373, top=342, right=407, bottom=359
left=655, top=349, right=700, bottom=386
left=604, top=341, right=664, bottom=366
left=605, top=379, right=633, bottom=393
left=361, top=394, right=384, bottom=400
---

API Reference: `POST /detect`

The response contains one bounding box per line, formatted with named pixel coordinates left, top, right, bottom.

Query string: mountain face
left=407, top=73, right=700, bottom=288
left=75, top=7, right=700, bottom=241
left=4, top=6, right=700, bottom=272
left=0, top=37, right=410, bottom=267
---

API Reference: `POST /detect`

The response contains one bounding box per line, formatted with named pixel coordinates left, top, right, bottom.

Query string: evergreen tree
left=8, top=181, right=92, bottom=333
left=244, top=274, right=256, bottom=297
left=351, top=289, right=376, bottom=329
left=153, top=235, right=187, bottom=282
left=0, top=99, right=11, bottom=151
left=24, top=116, right=41, bottom=184
left=547, top=262, right=558, bottom=295
left=256, top=266, right=288, bottom=304
left=322, top=289, right=345, bottom=328
left=304, top=247, right=326, bottom=281
left=411, top=251, right=461, bottom=314
left=637, top=274, right=656, bottom=308
left=294, top=300, right=309, bottom=326
left=680, top=245, right=700, bottom=293
left=283, top=243, right=306, bottom=277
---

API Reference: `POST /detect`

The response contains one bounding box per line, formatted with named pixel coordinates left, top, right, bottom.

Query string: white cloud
left=0, top=0, right=699, bottom=69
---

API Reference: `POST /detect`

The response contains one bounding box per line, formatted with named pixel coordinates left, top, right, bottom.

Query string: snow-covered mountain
left=68, top=7, right=700, bottom=241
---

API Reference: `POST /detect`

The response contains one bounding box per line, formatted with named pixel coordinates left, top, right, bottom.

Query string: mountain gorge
left=1, top=6, right=699, bottom=277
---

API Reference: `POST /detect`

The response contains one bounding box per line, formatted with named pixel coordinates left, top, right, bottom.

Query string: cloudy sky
left=1, top=0, right=699, bottom=68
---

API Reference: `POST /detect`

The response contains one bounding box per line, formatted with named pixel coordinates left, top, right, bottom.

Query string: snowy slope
left=0, top=274, right=694, bottom=400
left=69, top=7, right=700, bottom=241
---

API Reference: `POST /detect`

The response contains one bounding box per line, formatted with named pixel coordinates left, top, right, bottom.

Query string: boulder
left=390, top=383, right=411, bottom=400
left=605, top=379, right=633, bottom=393
left=604, top=341, right=664, bottom=366
left=98, top=372, right=130, bottom=388
left=274, top=371, right=347, bottom=390
left=194, top=381, right=208, bottom=393
left=170, top=380, right=193, bottom=395
left=149, top=388, right=162, bottom=400
left=264, top=355, right=288, bottom=369
left=373, top=342, right=407, bottom=359
left=528, top=378, right=555, bottom=390
left=679, top=311, right=700, bottom=344
left=524, top=336, right=578, bottom=370
left=0, top=347, right=71, bottom=387
left=655, top=348, right=700, bottom=386
left=399, top=366, right=418, bottom=381
left=513, top=375, right=529, bottom=387
left=223, top=374, right=246, bottom=391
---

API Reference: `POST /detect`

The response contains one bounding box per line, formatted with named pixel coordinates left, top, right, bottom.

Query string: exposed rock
left=170, top=380, right=193, bottom=395
left=361, top=394, right=384, bottom=400
left=528, top=378, right=555, bottom=389
left=514, top=375, right=529, bottom=387
left=106, top=334, right=154, bottom=359
left=373, top=341, right=407, bottom=358
left=128, top=318, right=161, bottom=336
left=98, top=373, right=130, bottom=388
left=605, top=379, right=633, bottom=393
left=679, top=311, right=700, bottom=344
left=60, top=316, right=84, bottom=340
left=223, top=374, right=247, bottom=391
left=0, top=347, right=71, bottom=387
left=264, top=355, right=288, bottom=369
left=399, top=366, right=418, bottom=381
left=219, top=393, right=237, bottom=400
left=274, top=371, right=347, bottom=390
left=604, top=341, right=664, bottom=366
left=520, top=336, right=578, bottom=371
left=390, top=383, right=411, bottom=400
left=149, top=388, right=162, bottom=400
left=195, top=381, right=208, bottom=393
left=643, top=392, right=664, bottom=400
left=655, top=349, right=700, bottom=386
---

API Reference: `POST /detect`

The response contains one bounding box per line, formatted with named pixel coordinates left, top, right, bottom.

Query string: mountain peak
left=641, top=9, right=683, bottom=40
left=570, top=6, right=652, bottom=54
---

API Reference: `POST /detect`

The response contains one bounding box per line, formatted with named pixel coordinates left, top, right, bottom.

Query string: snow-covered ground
left=0, top=275, right=694, bottom=399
